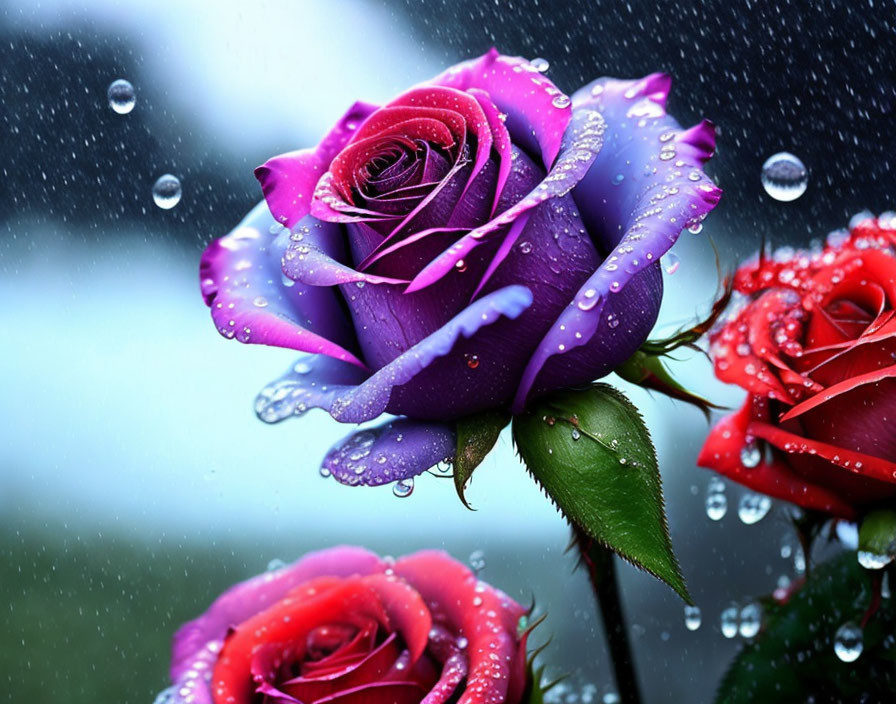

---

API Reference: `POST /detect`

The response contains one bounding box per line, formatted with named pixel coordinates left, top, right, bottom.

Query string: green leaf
left=716, top=552, right=896, bottom=703
left=453, top=409, right=511, bottom=510
left=859, top=510, right=896, bottom=561
left=512, top=384, right=689, bottom=602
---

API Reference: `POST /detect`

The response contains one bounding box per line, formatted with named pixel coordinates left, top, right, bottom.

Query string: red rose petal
left=362, top=574, right=432, bottom=664
left=697, top=399, right=856, bottom=517
left=314, top=681, right=427, bottom=704
left=779, top=363, right=896, bottom=423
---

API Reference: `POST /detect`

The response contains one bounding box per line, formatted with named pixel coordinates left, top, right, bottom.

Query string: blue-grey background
left=1, top=1, right=892, bottom=702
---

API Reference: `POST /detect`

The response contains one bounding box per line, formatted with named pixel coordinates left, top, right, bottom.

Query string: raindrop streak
left=684, top=605, right=702, bottom=631
left=833, top=621, right=863, bottom=662
left=738, top=493, right=772, bottom=525
left=393, top=477, right=414, bottom=498
left=153, top=174, right=182, bottom=210
left=738, top=603, right=762, bottom=638
left=720, top=605, right=738, bottom=638
left=761, top=152, right=808, bottom=202
left=107, top=78, right=135, bottom=114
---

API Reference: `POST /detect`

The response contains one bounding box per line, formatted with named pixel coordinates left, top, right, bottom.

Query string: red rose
left=699, top=216, right=896, bottom=517
left=165, top=547, right=528, bottom=704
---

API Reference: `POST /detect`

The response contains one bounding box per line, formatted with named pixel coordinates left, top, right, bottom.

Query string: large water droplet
left=833, top=621, right=863, bottom=662
left=720, top=605, right=738, bottom=638
left=469, top=549, right=486, bottom=572
left=152, top=174, right=182, bottom=210
left=107, top=79, right=135, bottom=114
left=761, top=152, right=808, bottom=202
left=739, top=441, right=761, bottom=468
left=152, top=687, right=176, bottom=704
left=662, top=252, right=680, bottom=275
left=552, top=94, right=571, bottom=109
left=393, top=477, right=414, bottom=498
left=684, top=605, right=702, bottom=631
left=857, top=550, right=895, bottom=570
left=738, top=493, right=772, bottom=525
left=738, top=603, right=762, bottom=638
left=530, top=57, right=550, bottom=72
left=706, top=478, right=727, bottom=521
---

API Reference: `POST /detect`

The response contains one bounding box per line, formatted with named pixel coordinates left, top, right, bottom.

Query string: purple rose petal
left=428, top=48, right=571, bottom=169
left=254, top=101, right=379, bottom=228
left=254, top=355, right=368, bottom=425
left=199, top=201, right=366, bottom=368
left=330, top=285, right=533, bottom=423
left=404, top=106, right=607, bottom=293
left=511, top=74, right=722, bottom=411
left=322, top=418, right=455, bottom=487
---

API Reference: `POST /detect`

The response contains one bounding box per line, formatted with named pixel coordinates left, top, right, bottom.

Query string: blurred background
left=1, top=1, right=893, bottom=702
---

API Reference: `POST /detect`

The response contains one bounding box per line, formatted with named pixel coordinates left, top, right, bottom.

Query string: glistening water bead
left=684, top=605, right=702, bottom=631
left=833, top=621, right=863, bottom=662
left=706, top=477, right=727, bottom=521
left=107, top=78, right=136, bottom=114
left=392, top=477, right=414, bottom=498
left=152, top=174, right=182, bottom=210
left=761, top=152, right=808, bottom=202
left=737, top=493, right=772, bottom=525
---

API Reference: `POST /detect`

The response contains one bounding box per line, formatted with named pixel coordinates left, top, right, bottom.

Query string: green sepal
left=615, top=349, right=723, bottom=420
left=512, top=384, right=690, bottom=602
left=453, top=409, right=511, bottom=510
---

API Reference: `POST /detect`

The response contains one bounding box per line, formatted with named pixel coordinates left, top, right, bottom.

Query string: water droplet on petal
left=530, top=57, right=550, bottom=72
left=739, top=441, right=761, bottom=468
left=857, top=550, right=895, bottom=570
left=393, top=477, right=414, bottom=498
left=552, top=94, right=571, bottom=109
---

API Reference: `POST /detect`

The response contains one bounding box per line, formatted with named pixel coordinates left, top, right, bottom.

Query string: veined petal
left=199, top=201, right=365, bottom=368
left=255, top=101, right=379, bottom=228
left=322, top=418, right=455, bottom=487
left=512, top=75, right=721, bottom=410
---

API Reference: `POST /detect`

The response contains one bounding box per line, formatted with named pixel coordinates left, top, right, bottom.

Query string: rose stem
left=575, top=528, right=644, bottom=704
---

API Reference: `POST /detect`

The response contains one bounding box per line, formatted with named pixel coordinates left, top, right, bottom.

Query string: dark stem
left=575, top=529, right=643, bottom=704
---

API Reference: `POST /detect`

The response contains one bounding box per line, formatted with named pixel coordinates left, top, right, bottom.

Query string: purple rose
left=200, top=49, right=720, bottom=487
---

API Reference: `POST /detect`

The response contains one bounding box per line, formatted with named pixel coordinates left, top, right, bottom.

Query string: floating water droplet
left=662, top=252, right=680, bottom=274
left=469, top=549, right=486, bottom=572
left=266, top=558, right=287, bottom=572
left=833, top=621, right=863, bottom=662
left=761, top=152, right=808, bottom=202
left=552, top=94, right=571, bottom=109
left=706, top=480, right=728, bottom=521
left=319, top=466, right=332, bottom=478
left=739, top=441, right=761, bottom=468
left=612, top=173, right=625, bottom=186
left=857, top=550, right=895, bottom=570
left=152, top=174, right=182, bottom=210
left=738, top=603, right=762, bottom=638
left=738, top=493, right=772, bottom=525
left=107, top=78, right=135, bottom=114
left=530, top=57, right=550, bottom=72
left=684, top=605, right=702, bottom=631
left=720, top=605, right=738, bottom=638
left=393, top=477, right=414, bottom=498
left=602, top=694, right=620, bottom=704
